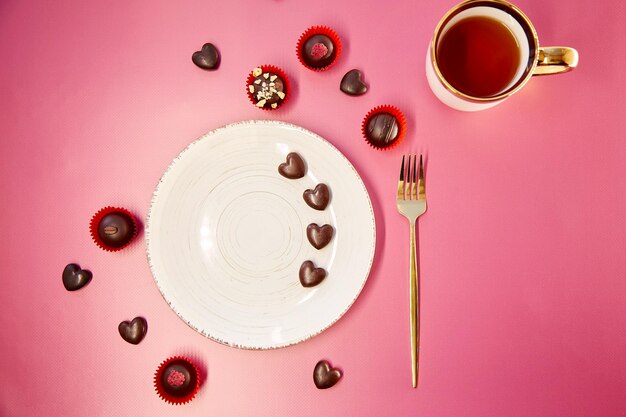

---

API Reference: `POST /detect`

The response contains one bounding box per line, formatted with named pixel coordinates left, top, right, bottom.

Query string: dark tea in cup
left=426, top=0, right=578, bottom=111
left=436, top=16, right=521, bottom=97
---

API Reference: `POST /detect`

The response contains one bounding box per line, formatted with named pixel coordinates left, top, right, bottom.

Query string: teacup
left=426, top=0, right=578, bottom=111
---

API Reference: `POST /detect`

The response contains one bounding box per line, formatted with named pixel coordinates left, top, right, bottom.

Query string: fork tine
left=397, top=155, right=406, bottom=199
left=418, top=154, right=425, bottom=200
left=406, top=155, right=412, bottom=200
left=411, top=155, right=418, bottom=200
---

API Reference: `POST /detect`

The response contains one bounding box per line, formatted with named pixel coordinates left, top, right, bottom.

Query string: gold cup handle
left=533, top=46, right=579, bottom=75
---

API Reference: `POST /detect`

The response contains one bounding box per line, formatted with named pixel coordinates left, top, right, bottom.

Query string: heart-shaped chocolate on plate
left=299, top=260, right=327, bottom=287
left=340, top=69, right=368, bottom=96
left=303, top=183, right=330, bottom=211
left=192, top=43, right=220, bottom=70
left=278, top=152, right=306, bottom=179
left=62, top=263, right=92, bottom=291
left=313, top=360, right=342, bottom=389
left=118, top=317, right=148, bottom=345
left=306, top=223, right=334, bottom=250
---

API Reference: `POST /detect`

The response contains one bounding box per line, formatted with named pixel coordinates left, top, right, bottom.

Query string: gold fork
left=396, top=154, right=427, bottom=388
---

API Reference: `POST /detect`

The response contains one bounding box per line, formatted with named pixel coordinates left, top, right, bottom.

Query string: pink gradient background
left=1, top=0, right=625, bottom=416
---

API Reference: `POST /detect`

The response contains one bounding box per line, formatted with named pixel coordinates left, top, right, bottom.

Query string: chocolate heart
left=118, top=317, right=147, bottom=345
left=313, top=360, right=342, bottom=389
left=340, top=69, right=368, bottom=96
left=306, top=223, right=334, bottom=250
left=62, top=263, right=92, bottom=291
left=299, top=261, right=327, bottom=287
left=278, top=152, right=306, bottom=179
left=303, top=183, right=330, bottom=211
left=192, top=43, right=220, bottom=70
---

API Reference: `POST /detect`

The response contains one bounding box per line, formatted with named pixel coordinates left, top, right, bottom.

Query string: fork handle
left=409, top=221, right=419, bottom=388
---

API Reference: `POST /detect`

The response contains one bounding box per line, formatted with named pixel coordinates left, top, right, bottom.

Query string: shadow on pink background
left=1, top=0, right=625, bottom=416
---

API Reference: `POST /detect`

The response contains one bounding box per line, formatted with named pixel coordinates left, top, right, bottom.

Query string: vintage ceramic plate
left=146, top=120, right=375, bottom=349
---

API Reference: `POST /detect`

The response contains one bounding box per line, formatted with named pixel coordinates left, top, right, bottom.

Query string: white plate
left=146, top=120, right=375, bottom=349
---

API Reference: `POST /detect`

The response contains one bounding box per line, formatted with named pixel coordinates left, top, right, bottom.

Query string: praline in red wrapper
left=154, top=356, right=201, bottom=405
left=296, top=26, right=342, bottom=71
left=361, top=105, right=407, bottom=151
left=246, top=65, right=290, bottom=110
left=89, top=207, right=138, bottom=252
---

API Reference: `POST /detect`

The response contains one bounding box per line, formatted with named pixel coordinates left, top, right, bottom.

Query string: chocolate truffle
left=302, top=34, right=336, bottom=68
left=97, top=211, right=135, bottom=248
left=365, top=112, right=399, bottom=148
left=160, top=359, right=198, bottom=398
left=248, top=67, right=287, bottom=109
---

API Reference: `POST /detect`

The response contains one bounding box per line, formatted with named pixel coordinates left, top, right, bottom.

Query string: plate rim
left=145, top=119, right=376, bottom=349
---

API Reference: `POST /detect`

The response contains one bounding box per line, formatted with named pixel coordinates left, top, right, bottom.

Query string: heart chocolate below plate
left=313, top=360, right=342, bottom=389
left=62, top=263, right=92, bottom=291
left=278, top=152, right=306, bottom=179
left=303, top=183, right=330, bottom=211
left=118, top=317, right=148, bottom=345
left=299, top=261, right=327, bottom=287
left=306, top=223, right=334, bottom=250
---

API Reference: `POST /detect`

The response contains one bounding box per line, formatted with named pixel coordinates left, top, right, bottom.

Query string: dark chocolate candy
left=306, top=223, right=334, bottom=250
left=161, top=360, right=198, bottom=398
left=365, top=112, right=399, bottom=148
left=278, top=152, right=306, bottom=179
left=192, top=43, right=220, bottom=70
left=118, top=317, right=147, bottom=345
left=302, top=34, right=336, bottom=68
left=97, top=212, right=135, bottom=248
left=62, top=263, right=92, bottom=291
left=299, top=261, right=327, bottom=288
left=303, top=183, right=330, bottom=210
left=313, top=360, right=342, bottom=389
left=248, top=67, right=286, bottom=109
left=340, top=69, right=368, bottom=96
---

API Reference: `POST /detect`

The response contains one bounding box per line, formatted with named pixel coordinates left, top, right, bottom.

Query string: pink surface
left=1, top=0, right=625, bottom=416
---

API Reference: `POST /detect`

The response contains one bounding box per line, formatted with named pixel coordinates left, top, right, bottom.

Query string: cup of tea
left=426, top=0, right=578, bottom=111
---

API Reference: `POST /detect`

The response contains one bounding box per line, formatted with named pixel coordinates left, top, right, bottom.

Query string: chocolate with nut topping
left=248, top=67, right=286, bottom=109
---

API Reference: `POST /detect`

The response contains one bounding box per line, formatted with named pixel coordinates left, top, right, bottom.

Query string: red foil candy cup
left=361, top=105, right=407, bottom=151
left=246, top=65, right=290, bottom=111
left=89, top=206, right=138, bottom=252
left=296, top=26, right=342, bottom=71
left=154, top=356, right=201, bottom=405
